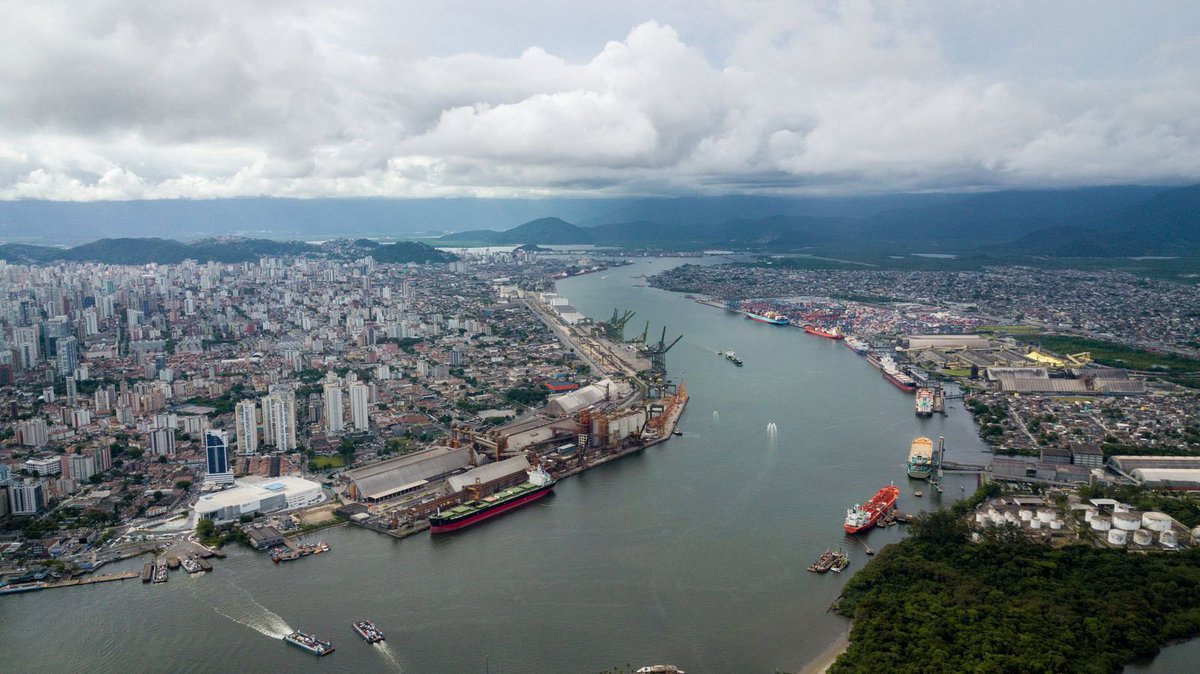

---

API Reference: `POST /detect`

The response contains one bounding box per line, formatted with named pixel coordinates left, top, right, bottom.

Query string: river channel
left=5, top=257, right=1186, bottom=672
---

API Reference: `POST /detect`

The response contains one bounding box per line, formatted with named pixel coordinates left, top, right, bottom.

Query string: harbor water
left=0, top=257, right=1182, bottom=672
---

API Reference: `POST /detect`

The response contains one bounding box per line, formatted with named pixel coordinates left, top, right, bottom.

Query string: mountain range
left=436, top=185, right=1200, bottom=256
left=0, top=237, right=456, bottom=266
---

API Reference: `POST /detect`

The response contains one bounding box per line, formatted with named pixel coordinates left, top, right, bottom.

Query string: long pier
left=43, top=571, right=141, bottom=591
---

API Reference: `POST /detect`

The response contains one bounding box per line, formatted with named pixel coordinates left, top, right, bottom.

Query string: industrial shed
left=345, top=446, right=473, bottom=502
left=447, top=455, right=531, bottom=492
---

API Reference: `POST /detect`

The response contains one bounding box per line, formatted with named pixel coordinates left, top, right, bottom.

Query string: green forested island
left=831, top=502, right=1200, bottom=673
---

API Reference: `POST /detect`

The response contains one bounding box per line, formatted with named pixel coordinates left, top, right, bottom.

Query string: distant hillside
left=369, top=241, right=457, bottom=263
left=1013, top=184, right=1200, bottom=256
left=0, top=237, right=454, bottom=265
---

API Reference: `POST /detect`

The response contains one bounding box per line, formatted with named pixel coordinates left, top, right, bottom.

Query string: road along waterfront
left=0, top=257, right=1042, bottom=672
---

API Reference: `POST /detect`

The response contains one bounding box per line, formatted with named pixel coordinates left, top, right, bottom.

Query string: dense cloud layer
left=1, top=0, right=1198, bottom=199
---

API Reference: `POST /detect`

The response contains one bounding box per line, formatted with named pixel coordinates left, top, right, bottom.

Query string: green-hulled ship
left=906, top=437, right=934, bottom=480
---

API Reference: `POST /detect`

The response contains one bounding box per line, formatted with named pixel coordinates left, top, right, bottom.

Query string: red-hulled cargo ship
left=430, top=465, right=555, bottom=533
left=802, top=325, right=844, bottom=339
left=844, top=485, right=900, bottom=534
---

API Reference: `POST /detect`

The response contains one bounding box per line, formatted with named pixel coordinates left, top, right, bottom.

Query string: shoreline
left=797, top=628, right=850, bottom=674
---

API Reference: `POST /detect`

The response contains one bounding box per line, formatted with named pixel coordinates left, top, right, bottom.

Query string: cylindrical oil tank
left=1029, top=519, right=1042, bottom=530
left=1019, top=509, right=1033, bottom=521
left=1107, top=529, right=1127, bottom=545
left=975, top=513, right=987, bottom=525
left=1083, top=508, right=1097, bottom=522
left=1113, top=512, right=1141, bottom=531
left=1050, top=520, right=1063, bottom=530
left=1192, top=526, right=1200, bottom=544
left=1161, top=531, right=1178, bottom=547
left=1114, top=503, right=1131, bottom=513
left=1037, top=509, right=1055, bottom=524
left=1091, top=516, right=1112, bottom=531
left=1142, top=512, right=1172, bottom=532
left=1132, top=529, right=1152, bottom=546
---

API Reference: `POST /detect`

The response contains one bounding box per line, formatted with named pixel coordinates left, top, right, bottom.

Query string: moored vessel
left=744, top=310, right=789, bottom=325
left=430, top=464, right=556, bottom=533
left=802, top=324, right=844, bottom=339
left=844, top=337, right=869, bottom=354
left=284, top=631, right=335, bottom=656
left=915, top=388, right=934, bottom=416
left=880, top=356, right=916, bottom=392
left=844, top=485, right=900, bottom=534
left=352, top=620, right=385, bottom=643
left=906, top=437, right=934, bottom=480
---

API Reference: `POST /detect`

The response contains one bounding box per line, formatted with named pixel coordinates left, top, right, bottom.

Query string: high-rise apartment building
left=349, top=381, right=370, bottom=431
left=235, top=400, right=258, bottom=455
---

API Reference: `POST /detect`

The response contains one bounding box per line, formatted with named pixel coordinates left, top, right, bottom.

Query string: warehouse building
left=193, top=476, right=324, bottom=523
left=344, top=445, right=473, bottom=502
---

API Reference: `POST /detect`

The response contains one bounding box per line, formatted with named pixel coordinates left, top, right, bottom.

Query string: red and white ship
left=844, top=485, right=900, bottom=534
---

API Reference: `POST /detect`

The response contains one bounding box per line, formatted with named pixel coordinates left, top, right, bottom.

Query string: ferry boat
left=430, top=464, right=556, bottom=533
left=352, top=620, right=385, bottom=644
left=844, top=485, right=900, bottom=534
left=0, top=581, right=46, bottom=595
left=745, top=311, right=789, bottom=325
left=844, top=337, right=869, bottom=354
left=284, top=631, right=335, bottom=656
left=906, top=437, right=934, bottom=480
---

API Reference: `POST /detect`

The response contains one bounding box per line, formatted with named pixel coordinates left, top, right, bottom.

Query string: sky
left=1, top=0, right=1199, bottom=201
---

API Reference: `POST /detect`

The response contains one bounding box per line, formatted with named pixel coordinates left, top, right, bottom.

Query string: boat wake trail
left=188, top=581, right=293, bottom=639
left=712, top=410, right=719, bottom=424
left=374, top=642, right=405, bottom=672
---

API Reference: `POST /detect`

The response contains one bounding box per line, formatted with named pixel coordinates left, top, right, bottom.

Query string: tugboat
left=352, top=620, right=385, bottom=644
left=284, top=631, right=335, bottom=656
left=721, top=350, right=743, bottom=366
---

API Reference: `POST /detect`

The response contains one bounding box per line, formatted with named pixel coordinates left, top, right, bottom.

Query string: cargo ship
left=802, top=324, right=844, bottom=340
left=745, top=311, right=789, bottom=325
left=879, top=356, right=916, bottom=392
left=352, top=620, right=385, bottom=643
left=906, top=437, right=934, bottom=480
left=283, top=631, right=335, bottom=656
left=844, top=484, right=900, bottom=534
left=866, top=352, right=883, bottom=369
left=844, top=337, right=869, bottom=354
left=914, top=388, right=934, bottom=416
left=430, top=464, right=556, bottom=533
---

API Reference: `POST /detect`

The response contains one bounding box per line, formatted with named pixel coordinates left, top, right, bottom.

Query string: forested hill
left=0, top=237, right=455, bottom=265
left=830, top=503, right=1200, bottom=673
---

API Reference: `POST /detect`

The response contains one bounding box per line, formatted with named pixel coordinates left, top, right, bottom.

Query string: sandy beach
left=798, top=630, right=850, bottom=674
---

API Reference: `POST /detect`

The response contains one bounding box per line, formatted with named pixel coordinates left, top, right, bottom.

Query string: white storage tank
left=1091, top=516, right=1112, bottom=531
left=1132, top=529, right=1153, bottom=546
left=1019, top=509, right=1033, bottom=521
left=1114, top=503, right=1131, bottom=513
left=975, top=513, right=987, bottom=525
left=1029, top=519, right=1042, bottom=530
left=1192, top=526, right=1200, bottom=545
left=1161, top=531, right=1178, bottom=548
left=1083, top=508, right=1097, bottom=522
left=988, top=508, right=1000, bottom=520
left=1037, top=510, right=1055, bottom=524
left=1050, top=520, right=1063, bottom=530
left=1142, top=512, right=1172, bottom=532
left=1113, top=512, right=1141, bottom=531
left=1107, top=529, right=1127, bottom=545
left=971, top=532, right=981, bottom=543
